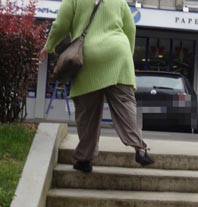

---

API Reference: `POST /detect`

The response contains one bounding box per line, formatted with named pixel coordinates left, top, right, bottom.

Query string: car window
left=136, top=75, right=184, bottom=90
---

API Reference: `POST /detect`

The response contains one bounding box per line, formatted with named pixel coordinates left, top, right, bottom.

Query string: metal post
left=35, top=58, right=48, bottom=119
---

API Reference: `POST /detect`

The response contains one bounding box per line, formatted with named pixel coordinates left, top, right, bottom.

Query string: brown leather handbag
left=53, top=0, right=102, bottom=83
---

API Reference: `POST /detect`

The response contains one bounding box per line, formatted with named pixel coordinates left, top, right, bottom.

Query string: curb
left=10, top=123, right=68, bottom=207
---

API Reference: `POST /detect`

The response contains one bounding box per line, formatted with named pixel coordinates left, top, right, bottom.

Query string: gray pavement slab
left=60, top=133, right=198, bottom=156
left=55, top=164, right=198, bottom=178
left=48, top=189, right=198, bottom=202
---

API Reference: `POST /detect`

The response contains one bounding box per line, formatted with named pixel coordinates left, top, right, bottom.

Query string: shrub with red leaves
left=0, top=0, right=49, bottom=123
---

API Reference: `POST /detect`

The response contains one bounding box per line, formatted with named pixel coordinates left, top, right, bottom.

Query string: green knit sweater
left=45, top=0, right=136, bottom=98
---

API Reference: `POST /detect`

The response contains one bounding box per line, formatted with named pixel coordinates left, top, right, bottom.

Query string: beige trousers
left=73, top=84, right=147, bottom=161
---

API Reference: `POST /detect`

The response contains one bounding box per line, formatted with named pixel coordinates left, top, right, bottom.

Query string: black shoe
left=73, top=161, right=92, bottom=173
left=135, top=149, right=154, bottom=167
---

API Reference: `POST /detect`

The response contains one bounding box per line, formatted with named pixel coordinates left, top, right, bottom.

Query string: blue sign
left=130, top=6, right=141, bottom=23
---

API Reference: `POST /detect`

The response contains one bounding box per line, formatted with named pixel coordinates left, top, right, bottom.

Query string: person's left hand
left=39, top=48, right=48, bottom=62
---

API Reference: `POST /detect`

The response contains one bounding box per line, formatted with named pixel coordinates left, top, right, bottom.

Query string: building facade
left=26, top=0, right=198, bottom=122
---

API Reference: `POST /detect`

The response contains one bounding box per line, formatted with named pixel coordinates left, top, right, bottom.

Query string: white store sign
left=35, top=1, right=198, bottom=31
left=36, top=1, right=61, bottom=19
left=131, top=7, right=198, bottom=31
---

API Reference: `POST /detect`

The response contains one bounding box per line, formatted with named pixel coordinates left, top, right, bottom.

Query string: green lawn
left=0, top=123, right=36, bottom=207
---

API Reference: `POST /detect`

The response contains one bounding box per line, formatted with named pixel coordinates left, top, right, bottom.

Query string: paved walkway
left=61, top=132, right=198, bottom=156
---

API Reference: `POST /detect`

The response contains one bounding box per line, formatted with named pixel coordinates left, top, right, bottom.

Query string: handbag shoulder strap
left=81, top=0, right=103, bottom=37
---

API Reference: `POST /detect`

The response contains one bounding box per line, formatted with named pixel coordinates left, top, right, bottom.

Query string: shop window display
left=134, top=37, right=148, bottom=71
left=27, top=72, right=38, bottom=98
left=134, top=37, right=195, bottom=85
left=148, top=38, right=170, bottom=71
left=172, top=40, right=195, bottom=81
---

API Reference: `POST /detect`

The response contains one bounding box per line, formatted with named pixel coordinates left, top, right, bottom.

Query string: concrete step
left=58, top=134, right=198, bottom=170
left=52, top=164, right=198, bottom=192
left=47, top=189, right=198, bottom=207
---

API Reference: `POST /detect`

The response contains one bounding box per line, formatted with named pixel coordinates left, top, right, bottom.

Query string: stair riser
left=58, top=149, right=198, bottom=170
left=46, top=196, right=198, bottom=207
left=53, top=171, right=198, bottom=192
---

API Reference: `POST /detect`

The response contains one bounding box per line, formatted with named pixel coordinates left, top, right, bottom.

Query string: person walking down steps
left=39, top=0, right=154, bottom=173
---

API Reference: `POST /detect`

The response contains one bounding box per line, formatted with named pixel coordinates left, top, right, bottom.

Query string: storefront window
left=27, top=72, right=38, bottom=98
left=172, top=40, right=194, bottom=81
left=148, top=38, right=170, bottom=71
left=134, top=37, right=147, bottom=71
left=134, top=37, right=195, bottom=85
left=46, top=54, right=56, bottom=99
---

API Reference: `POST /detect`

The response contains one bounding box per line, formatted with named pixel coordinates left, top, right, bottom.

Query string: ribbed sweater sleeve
left=44, top=0, right=75, bottom=53
left=122, top=2, right=136, bottom=55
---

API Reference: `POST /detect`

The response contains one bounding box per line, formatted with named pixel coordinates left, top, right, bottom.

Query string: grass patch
left=0, top=123, right=37, bottom=207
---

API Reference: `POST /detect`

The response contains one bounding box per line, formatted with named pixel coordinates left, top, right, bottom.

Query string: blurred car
left=135, top=71, right=198, bottom=132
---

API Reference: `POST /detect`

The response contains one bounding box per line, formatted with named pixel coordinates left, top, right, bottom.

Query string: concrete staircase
left=46, top=134, right=198, bottom=207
